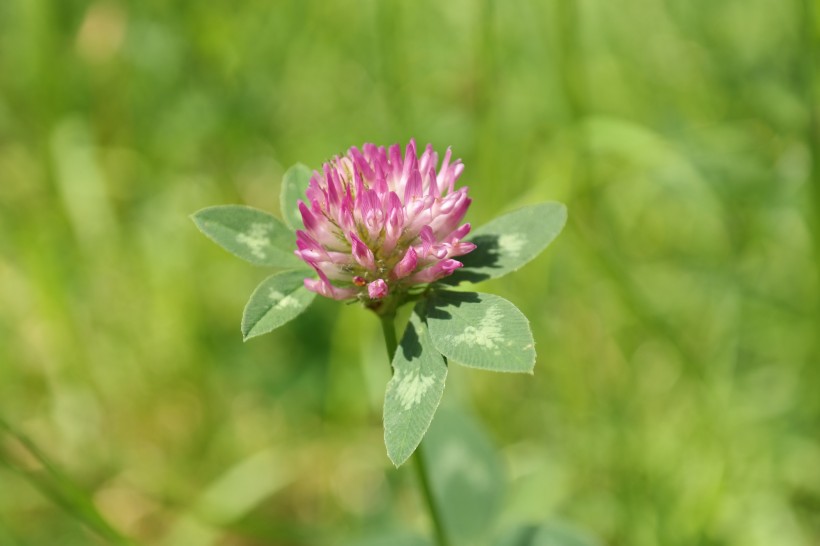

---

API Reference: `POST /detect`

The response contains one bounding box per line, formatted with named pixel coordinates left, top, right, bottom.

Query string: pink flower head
left=295, top=140, right=475, bottom=302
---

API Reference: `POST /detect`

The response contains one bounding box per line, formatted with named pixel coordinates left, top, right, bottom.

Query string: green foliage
left=241, top=271, right=316, bottom=340
left=383, top=309, right=448, bottom=467
left=426, top=291, right=536, bottom=373
left=280, top=164, right=312, bottom=230
left=421, top=406, right=505, bottom=544
left=191, top=205, right=304, bottom=268
left=450, top=202, right=567, bottom=284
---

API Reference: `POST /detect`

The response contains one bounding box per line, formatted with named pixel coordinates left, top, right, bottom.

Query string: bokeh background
left=1, top=0, right=819, bottom=545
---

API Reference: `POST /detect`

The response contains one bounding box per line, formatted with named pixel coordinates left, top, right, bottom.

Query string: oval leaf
left=448, top=202, right=567, bottom=284
left=279, top=163, right=313, bottom=230
left=242, top=270, right=316, bottom=340
left=421, top=406, right=505, bottom=542
left=426, top=291, right=536, bottom=373
left=384, top=308, right=447, bottom=467
left=191, top=205, right=305, bottom=268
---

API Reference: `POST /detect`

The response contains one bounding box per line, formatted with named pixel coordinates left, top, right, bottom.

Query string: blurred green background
left=1, top=0, right=819, bottom=545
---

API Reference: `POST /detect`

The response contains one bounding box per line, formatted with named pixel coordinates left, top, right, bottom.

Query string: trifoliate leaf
left=242, top=270, right=315, bottom=340
left=384, top=308, right=447, bottom=467
left=191, top=205, right=305, bottom=268
left=426, top=291, right=536, bottom=373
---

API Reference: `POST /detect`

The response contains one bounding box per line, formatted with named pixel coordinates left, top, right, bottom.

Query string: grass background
left=1, top=0, right=819, bottom=544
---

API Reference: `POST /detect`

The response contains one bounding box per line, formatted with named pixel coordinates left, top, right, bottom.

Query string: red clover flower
left=295, top=140, right=476, bottom=304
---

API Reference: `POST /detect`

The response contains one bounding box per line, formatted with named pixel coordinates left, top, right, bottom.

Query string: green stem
left=377, top=313, right=450, bottom=546
left=379, top=312, right=399, bottom=364
left=412, top=444, right=450, bottom=546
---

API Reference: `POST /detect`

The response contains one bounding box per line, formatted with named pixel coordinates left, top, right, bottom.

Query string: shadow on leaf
left=425, top=291, right=481, bottom=320
left=440, top=234, right=501, bottom=285
left=399, top=318, right=423, bottom=361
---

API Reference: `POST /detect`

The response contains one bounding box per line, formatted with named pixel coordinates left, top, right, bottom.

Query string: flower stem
left=411, top=442, right=450, bottom=546
left=379, top=312, right=399, bottom=363
left=378, top=313, right=450, bottom=546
